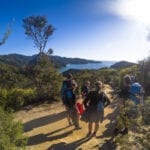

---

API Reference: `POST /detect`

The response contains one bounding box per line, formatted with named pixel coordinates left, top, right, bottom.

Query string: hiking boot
left=68, top=121, right=73, bottom=126
left=121, top=128, right=128, bottom=135
left=113, top=128, right=119, bottom=136
left=91, top=132, right=96, bottom=137
left=74, top=126, right=82, bottom=130
left=86, top=131, right=91, bottom=137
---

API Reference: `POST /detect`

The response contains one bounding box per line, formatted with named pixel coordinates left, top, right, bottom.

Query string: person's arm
left=71, top=79, right=78, bottom=92
left=103, top=92, right=111, bottom=107
left=75, top=102, right=80, bottom=114
left=61, top=81, right=66, bottom=96
left=83, top=92, right=91, bottom=109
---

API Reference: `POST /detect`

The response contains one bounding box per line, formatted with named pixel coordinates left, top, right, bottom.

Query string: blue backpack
left=97, top=101, right=104, bottom=112
left=129, top=82, right=142, bottom=104
left=66, top=90, right=74, bottom=99
left=97, top=92, right=110, bottom=112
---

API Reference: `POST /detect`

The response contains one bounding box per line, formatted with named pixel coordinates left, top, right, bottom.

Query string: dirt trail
left=15, top=85, right=119, bottom=150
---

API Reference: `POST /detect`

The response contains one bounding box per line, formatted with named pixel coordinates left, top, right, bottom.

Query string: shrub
left=0, top=88, right=36, bottom=110
left=115, top=98, right=150, bottom=149
left=0, top=107, right=27, bottom=150
left=142, top=97, right=150, bottom=125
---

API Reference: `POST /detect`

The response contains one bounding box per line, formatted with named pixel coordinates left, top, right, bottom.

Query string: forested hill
left=0, top=54, right=101, bottom=68
left=110, top=61, right=137, bottom=69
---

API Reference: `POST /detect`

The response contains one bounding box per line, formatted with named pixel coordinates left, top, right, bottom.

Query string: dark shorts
left=85, top=107, right=104, bottom=123
left=89, top=110, right=104, bottom=123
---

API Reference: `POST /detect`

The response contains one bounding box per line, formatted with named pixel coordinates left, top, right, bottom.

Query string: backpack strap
left=100, top=92, right=111, bottom=107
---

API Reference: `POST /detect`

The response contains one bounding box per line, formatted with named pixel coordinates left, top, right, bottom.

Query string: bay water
left=59, top=61, right=115, bottom=73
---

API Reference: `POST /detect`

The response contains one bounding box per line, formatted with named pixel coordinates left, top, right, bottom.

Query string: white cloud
left=108, top=0, right=150, bottom=25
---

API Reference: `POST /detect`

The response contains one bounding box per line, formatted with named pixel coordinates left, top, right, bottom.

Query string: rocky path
left=15, top=85, right=119, bottom=150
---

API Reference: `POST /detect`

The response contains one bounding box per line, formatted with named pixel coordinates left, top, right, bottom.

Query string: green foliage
left=0, top=54, right=63, bottom=109
left=0, top=64, right=20, bottom=88
left=69, top=68, right=119, bottom=93
left=115, top=100, right=143, bottom=131
left=0, top=107, right=27, bottom=150
left=0, top=54, right=32, bottom=67
left=138, top=57, right=150, bottom=95
left=0, top=63, right=31, bottom=89
left=142, top=97, right=150, bottom=125
left=115, top=128, right=150, bottom=150
left=23, top=15, right=55, bottom=53
left=0, top=26, right=11, bottom=46
left=0, top=88, right=36, bottom=110
left=25, top=54, right=63, bottom=101
left=116, top=107, right=129, bottom=130
left=0, top=89, right=8, bottom=108
left=22, top=15, right=62, bottom=102
left=115, top=98, right=150, bottom=149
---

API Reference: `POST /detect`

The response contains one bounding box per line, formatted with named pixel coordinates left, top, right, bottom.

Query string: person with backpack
left=119, top=74, right=132, bottom=104
left=61, top=73, right=81, bottom=129
left=114, top=74, right=144, bottom=135
left=129, top=82, right=144, bottom=105
left=119, top=74, right=144, bottom=105
left=83, top=81, right=110, bottom=137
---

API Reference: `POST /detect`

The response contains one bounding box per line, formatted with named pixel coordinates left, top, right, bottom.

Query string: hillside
left=110, top=61, right=136, bottom=69
left=0, top=54, right=33, bottom=67
left=0, top=54, right=101, bottom=68
left=0, top=54, right=137, bottom=71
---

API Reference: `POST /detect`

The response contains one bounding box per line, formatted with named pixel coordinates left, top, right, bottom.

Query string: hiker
left=114, top=74, right=144, bottom=135
left=61, top=73, right=81, bottom=129
left=119, top=74, right=144, bottom=105
left=119, top=74, right=132, bottom=106
left=81, top=80, right=91, bottom=99
left=83, top=81, right=110, bottom=137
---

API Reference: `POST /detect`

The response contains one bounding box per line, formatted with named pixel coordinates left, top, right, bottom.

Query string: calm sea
left=59, top=61, right=116, bottom=73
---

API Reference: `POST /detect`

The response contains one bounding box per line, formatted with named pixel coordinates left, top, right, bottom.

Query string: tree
left=25, top=58, right=63, bottom=101
left=23, top=15, right=55, bottom=53
left=0, top=26, right=11, bottom=46
left=23, top=16, right=62, bottom=101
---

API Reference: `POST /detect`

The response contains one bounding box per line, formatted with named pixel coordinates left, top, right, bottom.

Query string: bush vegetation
left=115, top=97, right=150, bottom=150
left=0, top=107, right=27, bottom=150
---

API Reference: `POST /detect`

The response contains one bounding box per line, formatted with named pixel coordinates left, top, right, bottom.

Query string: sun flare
left=112, top=0, right=150, bottom=25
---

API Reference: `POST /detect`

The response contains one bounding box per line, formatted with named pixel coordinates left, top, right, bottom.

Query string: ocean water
left=59, top=61, right=115, bottom=73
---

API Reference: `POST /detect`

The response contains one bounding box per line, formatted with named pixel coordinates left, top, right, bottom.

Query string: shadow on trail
left=24, top=111, right=67, bottom=132
left=95, top=98, right=120, bottom=150
left=28, top=126, right=74, bottom=146
left=48, top=136, right=92, bottom=150
left=92, top=136, right=116, bottom=150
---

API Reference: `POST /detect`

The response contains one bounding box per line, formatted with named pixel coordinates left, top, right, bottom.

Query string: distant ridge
left=110, top=61, right=137, bottom=69
left=0, top=54, right=33, bottom=67
left=0, top=53, right=101, bottom=68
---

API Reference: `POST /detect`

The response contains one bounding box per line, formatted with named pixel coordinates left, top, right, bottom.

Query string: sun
left=114, top=0, right=150, bottom=25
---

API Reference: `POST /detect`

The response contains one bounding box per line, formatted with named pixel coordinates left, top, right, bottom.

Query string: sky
left=0, top=0, right=150, bottom=63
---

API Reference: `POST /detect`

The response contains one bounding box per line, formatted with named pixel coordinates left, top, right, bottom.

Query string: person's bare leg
left=87, top=122, right=92, bottom=136
left=92, top=122, right=99, bottom=136
left=65, top=106, right=72, bottom=126
left=67, top=114, right=72, bottom=125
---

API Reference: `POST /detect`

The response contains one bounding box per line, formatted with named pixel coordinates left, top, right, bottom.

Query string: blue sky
left=0, top=0, right=150, bottom=62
